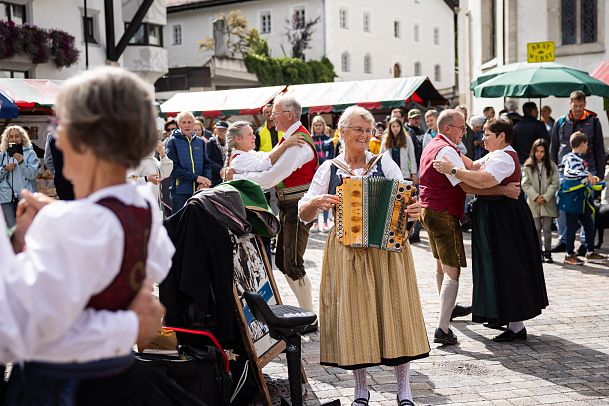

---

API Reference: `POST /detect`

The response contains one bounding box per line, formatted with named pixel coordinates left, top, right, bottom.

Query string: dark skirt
left=3, top=355, right=205, bottom=406
left=471, top=194, right=549, bottom=324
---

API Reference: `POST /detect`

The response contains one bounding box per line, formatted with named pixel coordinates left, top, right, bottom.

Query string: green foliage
left=244, top=54, right=336, bottom=86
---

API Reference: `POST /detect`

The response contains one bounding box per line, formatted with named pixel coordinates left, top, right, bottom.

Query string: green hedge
left=244, top=54, right=336, bottom=86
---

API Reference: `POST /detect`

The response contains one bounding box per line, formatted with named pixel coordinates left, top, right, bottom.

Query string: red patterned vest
left=87, top=198, right=152, bottom=311
left=419, top=135, right=467, bottom=219
left=499, top=150, right=521, bottom=185
left=276, top=125, right=318, bottom=188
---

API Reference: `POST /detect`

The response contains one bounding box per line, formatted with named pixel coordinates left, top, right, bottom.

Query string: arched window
left=393, top=63, right=401, bottom=78
left=341, top=51, right=350, bottom=72
left=414, top=61, right=421, bottom=76
left=434, top=64, right=441, bottom=82
left=364, top=54, right=372, bottom=74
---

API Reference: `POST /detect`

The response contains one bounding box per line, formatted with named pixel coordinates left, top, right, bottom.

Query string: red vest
left=499, top=150, right=521, bottom=185
left=419, top=135, right=467, bottom=219
left=87, top=198, right=151, bottom=311
left=277, top=125, right=318, bottom=188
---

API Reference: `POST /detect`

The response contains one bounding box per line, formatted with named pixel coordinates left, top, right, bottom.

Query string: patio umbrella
left=472, top=64, right=609, bottom=98
left=469, top=62, right=587, bottom=90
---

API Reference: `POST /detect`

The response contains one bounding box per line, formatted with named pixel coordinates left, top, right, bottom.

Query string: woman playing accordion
left=298, top=106, right=429, bottom=406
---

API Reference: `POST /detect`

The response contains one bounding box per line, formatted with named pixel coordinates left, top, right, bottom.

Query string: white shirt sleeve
left=298, top=160, right=332, bottom=222
left=479, top=150, right=516, bottom=184
left=380, top=151, right=405, bottom=180
left=231, top=151, right=272, bottom=173
left=0, top=201, right=145, bottom=363
left=234, top=143, right=315, bottom=189
left=436, top=146, right=465, bottom=186
left=159, top=155, right=174, bottom=180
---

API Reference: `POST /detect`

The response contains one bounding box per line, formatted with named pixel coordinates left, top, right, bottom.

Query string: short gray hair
left=225, top=121, right=252, bottom=150
left=469, top=115, right=486, bottom=128
left=274, top=95, right=302, bottom=119
left=505, top=99, right=518, bottom=112
left=437, top=109, right=464, bottom=130
left=176, top=111, right=195, bottom=123
left=338, top=105, right=375, bottom=130
left=55, top=67, right=157, bottom=168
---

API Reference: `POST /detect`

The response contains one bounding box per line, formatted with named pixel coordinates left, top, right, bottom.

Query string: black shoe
left=550, top=242, right=566, bottom=253
left=543, top=252, right=553, bottom=264
left=408, top=234, right=420, bottom=243
left=434, top=327, right=458, bottom=345
left=352, top=390, right=370, bottom=405
left=576, top=244, right=587, bottom=257
left=493, top=327, right=527, bottom=342
left=450, top=304, right=472, bottom=320
left=396, top=395, right=415, bottom=406
left=483, top=321, right=507, bottom=331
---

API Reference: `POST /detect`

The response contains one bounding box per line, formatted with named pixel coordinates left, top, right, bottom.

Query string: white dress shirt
left=234, top=121, right=315, bottom=189
left=230, top=149, right=272, bottom=173
left=298, top=151, right=405, bottom=221
left=0, top=183, right=175, bottom=363
left=476, top=145, right=516, bottom=184
left=434, top=134, right=466, bottom=186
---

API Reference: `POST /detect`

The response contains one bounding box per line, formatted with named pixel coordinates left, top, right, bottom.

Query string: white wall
left=166, top=0, right=455, bottom=91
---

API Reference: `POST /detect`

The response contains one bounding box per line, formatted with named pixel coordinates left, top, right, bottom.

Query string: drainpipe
left=321, top=0, right=326, bottom=57
left=84, top=0, right=89, bottom=70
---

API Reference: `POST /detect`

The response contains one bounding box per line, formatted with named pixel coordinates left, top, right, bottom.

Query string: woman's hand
left=156, top=141, right=166, bottom=158
left=220, top=167, right=235, bottom=181
left=432, top=157, right=453, bottom=174
left=282, top=135, right=306, bottom=148
left=146, top=174, right=161, bottom=185
left=12, top=153, right=24, bottom=164
left=411, top=174, right=418, bottom=186
left=4, top=163, right=16, bottom=172
left=311, top=194, right=340, bottom=210
left=12, top=191, right=55, bottom=252
left=534, top=195, right=546, bottom=205
left=405, top=196, right=421, bottom=220
left=129, top=279, right=165, bottom=350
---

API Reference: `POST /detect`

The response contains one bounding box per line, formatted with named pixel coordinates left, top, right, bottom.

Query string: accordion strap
left=331, top=154, right=382, bottom=177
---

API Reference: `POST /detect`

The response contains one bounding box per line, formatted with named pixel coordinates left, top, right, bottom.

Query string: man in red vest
left=231, top=95, right=318, bottom=315
left=419, top=109, right=519, bottom=345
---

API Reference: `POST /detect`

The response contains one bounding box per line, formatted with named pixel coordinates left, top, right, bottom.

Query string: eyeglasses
left=271, top=110, right=292, bottom=115
left=447, top=124, right=466, bottom=133
left=483, top=132, right=496, bottom=138
left=344, top=126, right=375, bottom=136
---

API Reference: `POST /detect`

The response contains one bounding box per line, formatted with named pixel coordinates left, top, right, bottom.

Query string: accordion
left=335, top=177, right=414, bottom=252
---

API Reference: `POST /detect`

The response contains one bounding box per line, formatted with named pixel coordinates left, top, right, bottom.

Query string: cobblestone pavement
left=259, top=229, right=609, bottom=405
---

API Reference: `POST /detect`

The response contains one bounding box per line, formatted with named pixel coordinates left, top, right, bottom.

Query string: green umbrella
left=473, top=64, right=609, bottom=98
left=469, top=62, right=587, bottom=90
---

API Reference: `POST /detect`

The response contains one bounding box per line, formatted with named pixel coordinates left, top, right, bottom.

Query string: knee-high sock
left=394, top=363, right=412, bottom=402
left=438, top=277, right=459, bottom=333
left=435, top=273, right=444, bottom=295
left=352, top=368, right=368, bottom=400
left=286, top=274, right=314, bottom=312
left=508, top=321, right=525, bottom=333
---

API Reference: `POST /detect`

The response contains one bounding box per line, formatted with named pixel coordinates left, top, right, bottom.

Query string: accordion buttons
left=395, top=242, right=401, bottom=249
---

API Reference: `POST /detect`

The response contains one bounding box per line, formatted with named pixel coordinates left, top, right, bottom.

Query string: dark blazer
left=512, top=116, right=550, bottom=164
left=206, top=137, right=225, bottom=186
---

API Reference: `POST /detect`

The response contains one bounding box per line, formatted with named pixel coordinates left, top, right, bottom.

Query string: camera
left=7, top=143, right=23, bottom=158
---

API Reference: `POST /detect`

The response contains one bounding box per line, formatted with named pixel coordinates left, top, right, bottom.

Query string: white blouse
left=230, top=149, right=272, bottom=173
left=298, top=151, right=405, bottom=221
left=476, top=145, right=516, bottom=184
left=0, top=183, right=174, bottom=363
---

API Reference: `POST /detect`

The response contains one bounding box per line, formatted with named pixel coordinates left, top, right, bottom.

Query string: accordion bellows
left=336, top=177, right=414, bottom=252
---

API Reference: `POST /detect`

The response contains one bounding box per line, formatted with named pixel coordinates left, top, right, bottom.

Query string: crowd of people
left=0, top=64, right=607, bottom=405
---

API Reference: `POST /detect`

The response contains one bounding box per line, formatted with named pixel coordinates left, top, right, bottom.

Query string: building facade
left=0, top=0, right=168, bottom=84
left=165, top=0, right=456, bottom=97
left=458, top=0, right=608, bottom=132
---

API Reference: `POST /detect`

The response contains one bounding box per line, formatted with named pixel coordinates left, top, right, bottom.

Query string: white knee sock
left=352, top=368, right=368, bottom=401
left=285, top=274, right=314, bottom=312
left=438, top=277, right=459, bottom=333
left=508, top=321, right=525, bottom=333
left=394, top=363, right=413, bottom=402
left=435, top=272, right=444, bottom=295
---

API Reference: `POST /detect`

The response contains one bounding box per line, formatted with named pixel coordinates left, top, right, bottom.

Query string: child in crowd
left=522, top=139, right=559, bottom=263
left=369, top=122, right=384, bottom=155
left=559, top=131, right=606, bottom=265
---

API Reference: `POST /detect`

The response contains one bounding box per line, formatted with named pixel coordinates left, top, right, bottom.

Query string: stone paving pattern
left=259, top=229, right=609, bottom=405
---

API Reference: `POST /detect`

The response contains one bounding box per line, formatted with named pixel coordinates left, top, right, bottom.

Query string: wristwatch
left=451, top=167, right=458, bottom=176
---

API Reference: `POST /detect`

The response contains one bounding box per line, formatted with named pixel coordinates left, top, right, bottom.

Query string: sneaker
left=551, top=242, right=566, bottom=253
left=310, top=223, right=319, bottom=233
left=543, top=252, right=553, bottom=264
left=433, top=327, right=458, bottom=345
left=585, top=251, right=607, bottom=263
left=564, top=254, right=584, bottom=265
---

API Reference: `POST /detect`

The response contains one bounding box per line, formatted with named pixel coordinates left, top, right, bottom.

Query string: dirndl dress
left=319, top=227, right=430, bottom=369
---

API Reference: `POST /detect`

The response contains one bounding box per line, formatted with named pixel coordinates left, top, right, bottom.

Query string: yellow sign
left=527, top=41, right=555, bottom=63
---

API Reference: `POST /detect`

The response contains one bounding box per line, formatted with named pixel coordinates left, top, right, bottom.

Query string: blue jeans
left=557, top=209, right=586, bottom=245
left=565, top=209, right=595, bottom=255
